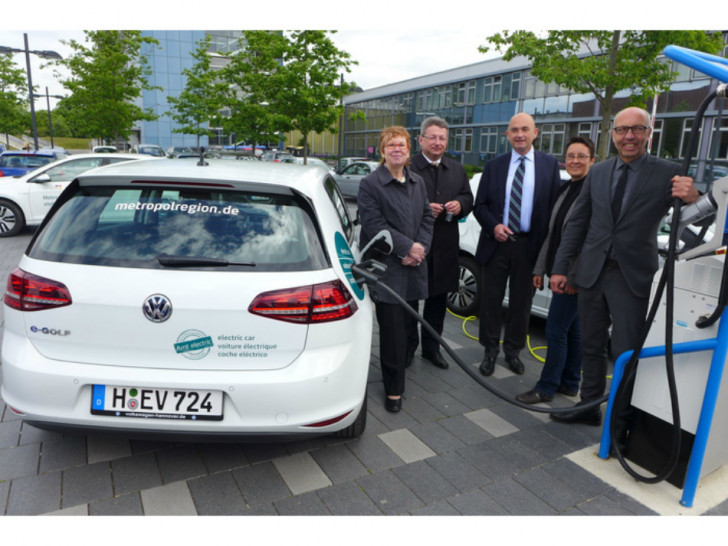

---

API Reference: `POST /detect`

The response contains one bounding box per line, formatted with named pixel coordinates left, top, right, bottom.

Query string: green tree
left=482, top=30, right=724, bottom=160
left=216, top=31, right=291, bottom=157
left=0, top=53, right=29, bottom=147
left=276, top=30, right=356, bottom=163
left=167, top=35, right=227, bottom=149
left=51, top=30, right=160, bottom=145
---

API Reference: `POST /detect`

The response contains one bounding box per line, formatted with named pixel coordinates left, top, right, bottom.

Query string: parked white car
left=0, top=152, right=154, bottom=237
left=2, top=159, right=371, bottom=439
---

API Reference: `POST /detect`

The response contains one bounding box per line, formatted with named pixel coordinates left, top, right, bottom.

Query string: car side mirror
left=30, top=173, right=51, bottom=183
left=360, top=230, right=392, bottom=262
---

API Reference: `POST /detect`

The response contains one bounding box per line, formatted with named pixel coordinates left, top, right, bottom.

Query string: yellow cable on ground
left=447, top=308, right=546, bottom=363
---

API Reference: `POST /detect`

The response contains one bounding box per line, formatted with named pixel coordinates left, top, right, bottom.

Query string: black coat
left=358, top=164, right=434, bottom=304
left=410, top=153, right=473, bottom=296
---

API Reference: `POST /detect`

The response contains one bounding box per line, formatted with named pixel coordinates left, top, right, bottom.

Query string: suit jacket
left=552, top=154, right=680, bottom=298
left=473, top=149, right=561, bottom=267
left=410, top=152, right=473, bottom=295
left=358, top=163, right=434, bottom=304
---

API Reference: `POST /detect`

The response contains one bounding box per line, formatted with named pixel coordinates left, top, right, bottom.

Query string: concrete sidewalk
left=2, top=228, right=728, bottom=517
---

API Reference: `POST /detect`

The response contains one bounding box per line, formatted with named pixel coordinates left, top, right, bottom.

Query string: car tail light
left=4, top=268, right=72, bottom=311
left=249, top=280, right=358, bottom=324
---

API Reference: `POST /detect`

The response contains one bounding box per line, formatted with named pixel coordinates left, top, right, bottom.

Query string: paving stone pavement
left=2, top=227, right=728, bottom=520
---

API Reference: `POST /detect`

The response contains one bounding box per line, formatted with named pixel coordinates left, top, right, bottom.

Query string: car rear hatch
left=16, top=177, right=351, bottom=371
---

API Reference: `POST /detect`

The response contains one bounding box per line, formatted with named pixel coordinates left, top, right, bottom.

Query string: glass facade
left=342, top=40, right=728, bottom=189
left=136, top=30, right=244, bottom=151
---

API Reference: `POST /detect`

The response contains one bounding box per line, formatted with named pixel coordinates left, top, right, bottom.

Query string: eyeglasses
left=422, top=135, right=447, bottom=143
left=565, top=153, right=592, bottom=160
left=612, top=125, right=650, bottom=135
left=385, top=143, right=408, bottom=150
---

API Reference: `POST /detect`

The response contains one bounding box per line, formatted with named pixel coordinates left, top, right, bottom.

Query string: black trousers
left=375, top=299, right=418, bottom=397
left=409, top=292, right=448, bottom=357
left=478, top=237, right=534, bottom=359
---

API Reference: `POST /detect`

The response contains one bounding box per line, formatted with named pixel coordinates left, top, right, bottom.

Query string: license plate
left=91, top=385, right=223, bottom=421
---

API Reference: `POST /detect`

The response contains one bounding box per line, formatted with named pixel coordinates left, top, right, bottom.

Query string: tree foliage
left=276, top=31, right=357, bottom=162
left=0, top=53, right=30, bottom=142
left=166, top=35, right=227, bottom=148
left=215, top=31, right=292, bottom=156
left=51, top=30, right=160, bottom=143
left=482, top=30, right=724, bottom=160
left=215, top=30, right=357, bottom=161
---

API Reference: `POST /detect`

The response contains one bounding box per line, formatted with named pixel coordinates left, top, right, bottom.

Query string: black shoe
left=505, top=355, right=525, bottom=374
left=422, top=352, right=448, bottom=369
left=557, top=386, right=579, bottom=397
left=550, top=403, right=602, bottom=426
left=516, top=389, right=553, bottom=404
left=479, top=356, right=496, bottom=376
left=385, top=396, right=402, bottom=413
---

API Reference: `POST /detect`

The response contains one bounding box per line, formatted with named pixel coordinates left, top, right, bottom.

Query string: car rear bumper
left=1, top=327, right=370, bottom=436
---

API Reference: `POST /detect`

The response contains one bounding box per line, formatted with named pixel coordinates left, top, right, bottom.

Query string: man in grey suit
left=549, top=107, right=698, bottom=426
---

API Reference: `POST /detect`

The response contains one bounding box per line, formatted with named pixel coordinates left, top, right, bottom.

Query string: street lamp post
left=0, top=33, right=62, bottom=151
left=35, top=87, right=65, bottom=148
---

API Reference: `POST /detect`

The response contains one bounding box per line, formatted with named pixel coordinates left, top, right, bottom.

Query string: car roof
left=75, top=157, right=331, bottom=194
left=1, top=150, right=56, bottom=157
left=10, top=153, right=154, bottom=181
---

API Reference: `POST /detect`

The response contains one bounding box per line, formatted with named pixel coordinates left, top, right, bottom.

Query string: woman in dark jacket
left=517, top=137, right=595, bottom=404
left=357, top=126, right=434, bottom=412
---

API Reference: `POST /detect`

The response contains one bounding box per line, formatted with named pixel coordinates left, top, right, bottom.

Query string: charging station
left=599, top=45, right=728, bottom=507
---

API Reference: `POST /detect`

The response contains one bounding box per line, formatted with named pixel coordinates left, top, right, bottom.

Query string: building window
left=479, top=126, right=500, bottom=154
left=452, top=128, right=473, bottom=153
left=680, top=118, right=701, bottom=159
left=538, top=123, right=566, bottom=156
left=483, top=76, right=502, bottom=103
left=710, top=117, right=728, bottom=159
left=457, top=81, right=476, bottom=105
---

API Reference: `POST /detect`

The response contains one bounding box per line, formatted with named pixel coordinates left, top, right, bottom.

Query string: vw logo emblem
left=143, top=294, right=172, bottom=323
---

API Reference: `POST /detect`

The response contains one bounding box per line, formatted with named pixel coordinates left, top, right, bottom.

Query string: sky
left=0, top=0, right=720, bottom=111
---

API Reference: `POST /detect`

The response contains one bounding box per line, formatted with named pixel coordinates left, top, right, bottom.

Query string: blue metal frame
left=598, top=325, right=728, bottom=507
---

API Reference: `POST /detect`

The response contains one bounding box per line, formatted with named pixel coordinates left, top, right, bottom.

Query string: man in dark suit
left=549, top=107, right=698, bottom=425
left=474, top=112, right=561, bottom=376
left=410, top=116, right=473, bottom=369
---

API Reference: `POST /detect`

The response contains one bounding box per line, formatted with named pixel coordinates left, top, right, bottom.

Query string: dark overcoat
left=410, top=152, right=473, bottom=296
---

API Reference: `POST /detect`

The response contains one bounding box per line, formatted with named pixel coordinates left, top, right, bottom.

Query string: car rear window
left=0, top=154, right=55, bottom=169
left=29, top=184, right=329, bottom=271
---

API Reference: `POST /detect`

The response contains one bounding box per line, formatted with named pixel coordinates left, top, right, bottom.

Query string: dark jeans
left=535, top=291, right=582, bottom=397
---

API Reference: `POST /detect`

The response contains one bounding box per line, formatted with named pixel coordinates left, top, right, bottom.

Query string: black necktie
left=612, top=164, right=628, bottom=221
left=508, top=156, right=525, bottom=233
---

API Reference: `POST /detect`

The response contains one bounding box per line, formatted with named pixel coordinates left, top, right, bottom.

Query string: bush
left=463, top=164, right=483, bottom=179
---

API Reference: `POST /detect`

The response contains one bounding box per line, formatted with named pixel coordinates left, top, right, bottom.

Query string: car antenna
left=197, top=147, right=208, bottom=167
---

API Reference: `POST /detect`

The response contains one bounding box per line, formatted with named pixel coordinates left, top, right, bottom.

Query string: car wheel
left=334, top=394, right=367, bottom=439
left=447, top=255, right=481, bottom=317
left=0, top=200, right=25, bottom=238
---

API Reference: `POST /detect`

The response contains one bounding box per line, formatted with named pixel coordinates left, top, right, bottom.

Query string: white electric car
left=1, top=159, right=371, bottom=440
left=0, top=152, right=154, bottom=237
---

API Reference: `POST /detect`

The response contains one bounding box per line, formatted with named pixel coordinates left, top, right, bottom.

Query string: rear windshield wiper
left=157, top=254, right=256, bottom=267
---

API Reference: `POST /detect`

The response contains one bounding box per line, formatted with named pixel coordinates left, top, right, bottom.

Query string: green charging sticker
left=335, top=231, right=364, bottom=300
left=175, top=329, right=213, bottom=360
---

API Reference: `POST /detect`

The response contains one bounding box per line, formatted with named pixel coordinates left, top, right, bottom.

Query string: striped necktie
left=508, top=156, right=526, bottom=233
